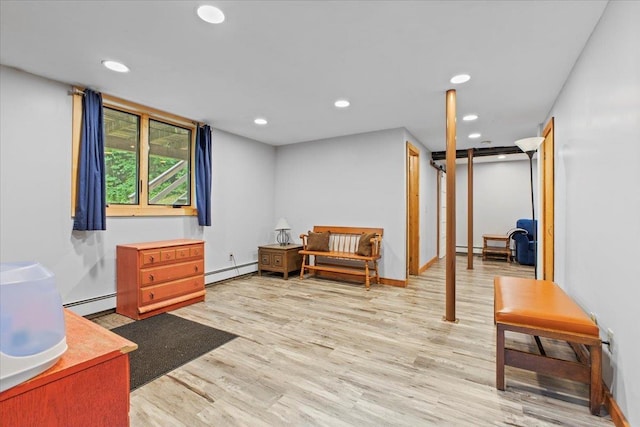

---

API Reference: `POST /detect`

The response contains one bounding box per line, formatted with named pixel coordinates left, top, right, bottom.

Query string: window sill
left=106, top=206, right=197, bottom=217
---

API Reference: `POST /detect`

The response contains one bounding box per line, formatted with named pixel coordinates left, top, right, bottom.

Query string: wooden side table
left=482, top=234, right=511, bottom=262
left=258, top=244, right=303, bottom=279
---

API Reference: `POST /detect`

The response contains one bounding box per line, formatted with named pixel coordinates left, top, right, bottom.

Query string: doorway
left=542, top=118, right=555, bottom=280
left=407, top=142, right=420, bottom=276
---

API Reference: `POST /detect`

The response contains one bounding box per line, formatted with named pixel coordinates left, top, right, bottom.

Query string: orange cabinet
left=0, top=310, right=137, bottom=427
left=116, top=239, right=205, bottom=320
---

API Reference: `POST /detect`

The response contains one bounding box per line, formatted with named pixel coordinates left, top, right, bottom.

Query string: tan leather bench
left=494, top=276, right=603, bottom=415
left=299, top=226, right=382, bottom=290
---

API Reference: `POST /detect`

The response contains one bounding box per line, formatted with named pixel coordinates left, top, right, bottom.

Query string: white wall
left=0, top=66, right=276, bottom=315
left=274, top=128, right=409, bottom=281
left=456, top=159, right=534, bottom=252
left=205, top=129, right=277, bottom=278
left=549, top=1, right=640, bottom=423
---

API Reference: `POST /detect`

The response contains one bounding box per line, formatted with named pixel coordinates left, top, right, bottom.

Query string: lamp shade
left=515, top=137, right=544, bottom=153
left=274, top=218, right=291, bottom=231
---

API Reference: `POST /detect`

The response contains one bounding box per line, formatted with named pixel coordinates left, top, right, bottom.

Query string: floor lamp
left=515, top=137, right=544, bottom=278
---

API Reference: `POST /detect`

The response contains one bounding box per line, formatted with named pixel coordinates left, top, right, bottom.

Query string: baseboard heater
left=63, top=262, right=258, bottom=309
left=64, top=293, right=116, bottom=308
left=204, top=261, right=257, bottom=276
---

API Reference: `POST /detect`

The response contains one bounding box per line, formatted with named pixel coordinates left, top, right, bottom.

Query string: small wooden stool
left=482, top=234, right=511, bottom=262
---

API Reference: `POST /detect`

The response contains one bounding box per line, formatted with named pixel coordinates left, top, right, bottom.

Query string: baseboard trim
left=419, top=256, right=438, bottom=273
left=604, top=383, right=630, bottom=427
left=380, top=277, right=407, bottom=287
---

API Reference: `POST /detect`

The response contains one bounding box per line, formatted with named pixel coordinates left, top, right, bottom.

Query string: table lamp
left=275, top=218, right=291, bottom=246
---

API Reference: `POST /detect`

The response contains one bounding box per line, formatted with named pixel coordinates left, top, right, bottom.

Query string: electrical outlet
left=607, top=328, right=614, bottom=353
left=589, top=312, right=598, bottom=325
left=229, top=253, right=234, bottom=261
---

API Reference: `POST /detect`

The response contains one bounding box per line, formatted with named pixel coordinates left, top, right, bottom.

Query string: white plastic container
left=0, top=262, right=67, bottom=392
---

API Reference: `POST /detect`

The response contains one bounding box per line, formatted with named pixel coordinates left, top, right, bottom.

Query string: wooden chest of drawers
left=116, top=239, right=205, bottom=320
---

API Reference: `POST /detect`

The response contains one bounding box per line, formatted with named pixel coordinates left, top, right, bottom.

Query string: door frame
left=542, top=118, right=555, bottom=280
left=406, top=142, right=420, bottom=276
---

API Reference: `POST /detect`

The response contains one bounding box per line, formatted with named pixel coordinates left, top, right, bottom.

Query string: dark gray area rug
left=111, top=313, right=237, bottom=390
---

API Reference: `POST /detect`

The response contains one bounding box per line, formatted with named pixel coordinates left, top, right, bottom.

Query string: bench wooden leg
left=364, top=262, right=370, bottom=291
left=299, top=254, right=307, bottom=279
left=496, top=323, right=505, bottom=390
left=590, top=342, right=603, bottom=415
left=496, top=322, right=603, bottom=415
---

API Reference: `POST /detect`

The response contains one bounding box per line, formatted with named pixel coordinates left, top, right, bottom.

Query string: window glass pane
left=104, top=108, right=140, bottom=205
left=148, top=120, right=191, bottom=206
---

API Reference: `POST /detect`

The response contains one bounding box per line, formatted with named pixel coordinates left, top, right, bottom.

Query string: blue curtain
left=195, top=125, right=212, bottom=226
left=73, top=89, right=106, bottom=231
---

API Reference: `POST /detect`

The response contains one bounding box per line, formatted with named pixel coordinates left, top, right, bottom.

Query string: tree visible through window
left=104, top=108, right=139, bottom=205
left=148, top=120, right=191, bottom=206
left=71, top=90, right=198, bottom=217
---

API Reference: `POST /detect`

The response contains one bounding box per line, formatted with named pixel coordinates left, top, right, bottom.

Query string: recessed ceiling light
left=463, top=114, right=478, bottom=121
left=101, top=60, right=129, bottom=73
left=334, top=99, right=350, bottom=108
left=450, top=74, right=471, bottom=84
left=498, top=155, right=506, bottom=159
left=197, top=5, right=225, bottom=24
left=469, top=133, right=481, bottom=139
left=254, top=118, right=268, bottom=125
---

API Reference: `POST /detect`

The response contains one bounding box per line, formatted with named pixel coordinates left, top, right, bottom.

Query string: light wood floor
left=94, top=256, right=613, bottom=426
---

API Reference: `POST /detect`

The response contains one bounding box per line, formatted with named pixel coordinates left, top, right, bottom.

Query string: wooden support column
left=445, top=89, right=457, bottom=322
left=467, top=148, right=474, bottom=269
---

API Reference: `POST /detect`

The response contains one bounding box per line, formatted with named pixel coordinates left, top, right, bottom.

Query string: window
left=147, top=119, right=191, bottom=206
left=72, top=90, right=198, bottom=217
left=104, top=108, right=140, bottom=205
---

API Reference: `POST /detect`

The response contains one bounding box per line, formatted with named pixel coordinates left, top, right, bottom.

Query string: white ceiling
left=0, top=1, right=607, bottom=152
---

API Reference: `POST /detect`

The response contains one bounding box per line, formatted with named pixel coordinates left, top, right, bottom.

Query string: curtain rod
left=68, top=86, right=212, bottom=129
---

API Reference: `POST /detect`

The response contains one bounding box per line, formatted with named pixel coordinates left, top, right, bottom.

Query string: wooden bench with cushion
left=299, top=226, right=383, bottom=290
left=494, top=276, right=603, bottom=415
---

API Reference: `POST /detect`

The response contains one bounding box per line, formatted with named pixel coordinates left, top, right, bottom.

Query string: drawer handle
left=149, top=274, right=155, bottom=281
left=195, top=265, right=199, bottom=272
left=149, top=292, right=154, bottom=300
left=150, top=256, right=154, bottom=262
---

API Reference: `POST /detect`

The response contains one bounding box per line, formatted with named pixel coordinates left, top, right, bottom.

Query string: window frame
left=71, top=88, right=198, bottom=217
